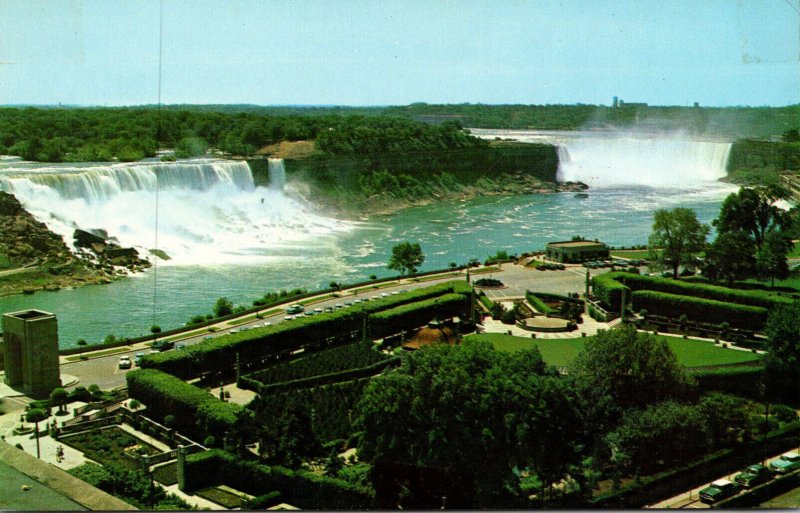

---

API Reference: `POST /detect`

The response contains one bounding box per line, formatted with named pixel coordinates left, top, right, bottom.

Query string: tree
left=782, top=128, right=800, bottom=142
left=25, top=408, right=48, bottom=459
left=714, top=186, right=790, bottom=252
left=702, top=231, right=755, bottom=284
left=755, top=230, right=792, bottom=287
left=648, top=208, right=709, bottom=278
left=570, top=325, right=694, bottom=420
left=387, top=241, right=425, bottom=276
left=150, top=325, right=161, bottom=334
left=764, top=303, right=800, bottom=400
left=355, top=339, right=580, bottom=507
left=213, top=297, right=234, bottom=317
left=50, top=387, right=69, bottom=415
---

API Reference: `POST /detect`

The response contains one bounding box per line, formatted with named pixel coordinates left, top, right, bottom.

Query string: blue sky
left=1, top=0, right=798, bottom=107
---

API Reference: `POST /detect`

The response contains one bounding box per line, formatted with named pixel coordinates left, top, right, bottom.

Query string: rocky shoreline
left=0, top=191, right=151, bottom=297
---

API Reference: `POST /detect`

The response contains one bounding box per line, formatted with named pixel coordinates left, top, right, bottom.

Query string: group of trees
left=0, top=107, right=487, bottom=163
left=353, top=326, right=734, bottom=507
left=648, top=185, right=796, bottom=285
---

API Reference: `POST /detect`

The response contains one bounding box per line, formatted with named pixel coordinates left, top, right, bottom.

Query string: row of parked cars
left=582, top=258, right=648, bottom=269
left=699, top=451, right=800, bottom=503
left=281, top=291, right=407, bottom=321
left=118, top=340, right=187, bottom=369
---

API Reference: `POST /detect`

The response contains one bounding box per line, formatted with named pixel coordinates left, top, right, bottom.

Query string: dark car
left=735, top=464, right=772, bottom=488
left=152, top=339, right=175, bottom=351
left=699, top=479, right=739, bottom=504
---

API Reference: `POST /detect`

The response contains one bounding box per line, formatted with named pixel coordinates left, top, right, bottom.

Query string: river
left=0, top=130, right=736, bottom=347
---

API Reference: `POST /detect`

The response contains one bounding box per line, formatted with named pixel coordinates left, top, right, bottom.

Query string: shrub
left=474, top=278, right=503, bottom=287
left=772, top=404, right=798, bottom=424
left=591, top=273, right=628, bottom=310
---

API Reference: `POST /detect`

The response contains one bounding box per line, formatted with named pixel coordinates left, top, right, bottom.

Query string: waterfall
left=554, top=135, right=732, bottom=188
left=470, top=129, right=732, bottom=189
left=268, top=158, right=287, bottom=192
left=0, top=158, right=349, bottom=265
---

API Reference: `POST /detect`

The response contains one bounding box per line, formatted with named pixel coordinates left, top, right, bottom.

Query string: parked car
left=118, top=355, right=132, bottom=369
left=734, top=464, right=772, bottom=488
left=133, top=352, right=145, bottom=366
left=699, top=479, right=740, bottom=504
left=203, top=336, right=214, bottom=341
left=175, top=342, right=186, bottom=350
left=314, top=308, right=323, bottom=314
left=286, top=304, right=304, bottom=314
left=152, top=340, right=175, bottom=351
left=229, top=328, right=240, bottom=334
left=770, top=452, right=800, bottom=475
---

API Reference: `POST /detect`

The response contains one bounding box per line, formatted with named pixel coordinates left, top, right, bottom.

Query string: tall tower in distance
left=2, top=310, right=61, bottom=398
left=612, top=96, right=619, bottom=108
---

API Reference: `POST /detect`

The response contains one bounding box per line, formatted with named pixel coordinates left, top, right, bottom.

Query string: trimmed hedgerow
left=126, top=369, right=243, bottom=442
left=241, top=358, right=400, bottom=395
left=630, top=291, right=768, bottom=330
left=182, top=449, right=375, bottom=510
left=142, top=281, right=471, bottom=380
left=368, top=293, right=470, bottom=339
left=525, top=291, right=553, bottom=314
left=612, top=272, right=792, bottom=309
left=591, top=273, right=629, bottom=310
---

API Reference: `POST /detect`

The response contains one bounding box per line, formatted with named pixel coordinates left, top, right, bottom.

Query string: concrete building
left=2, top=309, right=61, bottom=398
left=546, top=240, right=609, bottom=263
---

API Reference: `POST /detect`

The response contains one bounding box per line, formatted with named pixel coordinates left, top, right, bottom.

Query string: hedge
left=612, top=272, right=792, bottom=310
left=240, top=357, right=401, bottom=394
left=591, top=273, right=628, bottom=310
left=690, top=365, right=764, bottom=398
left=181, top=449, right=375, bottom=510
left=525, top=292, right=553, bottom=314
left=368, top=293, right=470, bottom=339
left=142, top=281, right=471, bottom=380
left=630, top=290, right=769, bottom=330
left=126, top=369, right=243, bottom=442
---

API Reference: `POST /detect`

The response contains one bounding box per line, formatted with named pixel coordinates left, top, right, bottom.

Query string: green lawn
left=465, top=333, right=761, bottom=368
left=609, top=249, right=652, bottom=259
left=788, top=240, right=800, bottom=259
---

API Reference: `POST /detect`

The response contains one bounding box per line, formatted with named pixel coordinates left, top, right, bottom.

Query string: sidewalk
left=481, top=313, right=611, bottom=339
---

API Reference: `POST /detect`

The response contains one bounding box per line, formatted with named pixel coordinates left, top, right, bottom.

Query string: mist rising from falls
left=0, top=159, right=350, bottom=265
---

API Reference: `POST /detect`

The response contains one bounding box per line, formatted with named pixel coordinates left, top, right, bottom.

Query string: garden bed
left=196, top=486, right=248, bottom=508
left=60, top=426, right=161, bottom=470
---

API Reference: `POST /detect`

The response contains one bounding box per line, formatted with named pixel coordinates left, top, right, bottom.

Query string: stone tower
left=2, top=310, right=61, bottom=398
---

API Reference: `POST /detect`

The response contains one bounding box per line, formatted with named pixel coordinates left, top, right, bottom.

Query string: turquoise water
left=0, top=183, right=734, bottom=347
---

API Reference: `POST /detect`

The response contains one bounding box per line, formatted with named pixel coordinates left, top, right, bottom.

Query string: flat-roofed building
left=546, top=240, right=609, bottom=263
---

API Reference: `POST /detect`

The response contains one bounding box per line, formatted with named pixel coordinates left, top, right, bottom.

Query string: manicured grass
left=409, top=272, right=461, bottom=283
left=60, top=427, right=160, bottom=470
left=466, top=333, right=761, bottom=368
left=610, top=249, right=654, bottom=259
left=299, top=293, right=336, bottom=306
left=226, top=309, right=282, bottom=326
left=195, top=486, right=247, bottom=508
left=65, top=346, right=131, bottom=362
left=470, top=266, right=502, bottom=275
left=788, top=241, right=800, bottom=259
left=352, top=281, right=400, bottom=293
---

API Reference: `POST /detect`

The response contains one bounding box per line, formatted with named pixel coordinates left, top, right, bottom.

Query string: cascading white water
left=0, top=158, right=349, bottom=265
left=268, top=158, right=287, bottom=192
left=471, top=129, right=732, bottom=189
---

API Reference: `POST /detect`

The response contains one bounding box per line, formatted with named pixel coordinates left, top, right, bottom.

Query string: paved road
left=646, top=450, right=800, bottom=509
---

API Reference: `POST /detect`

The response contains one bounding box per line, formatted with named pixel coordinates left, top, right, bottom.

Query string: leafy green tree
left=756, top=230, right=792, bottom=287
left=387, top=241, right=425, bottom=275
left=648, top=208, right=709, bottom=278
left=570, top=325, right=694, bottom=422
left=696, top=393, right=748, bottom=449
left=703, top=231, right=755, bottom=284
left=764, top=303, right=800, bottom=400
left=50, top=387, right=69, bottom=414
left=213, top=297, right=234, bottom=317
left=150, top=325, right=161, bottom=334
left=782, top=128, right=800, bottom=142
left=355, top=339, right=580, bottom=507
left=605, top=401, right=706, bottom=475
left=714, top=186, right=791, bottom=251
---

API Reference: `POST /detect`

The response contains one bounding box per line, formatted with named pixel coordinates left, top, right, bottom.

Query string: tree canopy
left=387, top=241, right=425, bottom=275
left=354, top=339, right=581, bottom=507
left=648, top=208, right=709, bottom=278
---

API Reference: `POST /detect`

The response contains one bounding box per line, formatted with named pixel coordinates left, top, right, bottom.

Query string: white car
left=118, top=355, right=132, bottom=369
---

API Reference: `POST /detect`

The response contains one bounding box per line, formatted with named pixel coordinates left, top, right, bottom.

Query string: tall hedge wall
left=182, top=449, right=375, bottom=510
left=142, top=281, right=471, bottom=380
left=368, top=293, right=470, bottom=339
left=630, top=291, right=769, bottom=329
left=591, top=273, right=629, bottom=310
left=614, top=272, right=793, bottom=309
left=126, top=369, right=243, bottom=441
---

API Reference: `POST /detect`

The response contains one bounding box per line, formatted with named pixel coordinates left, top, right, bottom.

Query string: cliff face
left=0, top=191, right=149, bottom=296
left=251, top=142, right=577, bottom=216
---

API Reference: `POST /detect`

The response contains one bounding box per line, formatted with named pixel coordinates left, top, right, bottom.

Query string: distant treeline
left=0, top=107, right=482, bottom=162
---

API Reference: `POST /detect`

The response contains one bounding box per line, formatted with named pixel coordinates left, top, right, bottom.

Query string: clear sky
left=1, top=0, right=798, bottom=107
